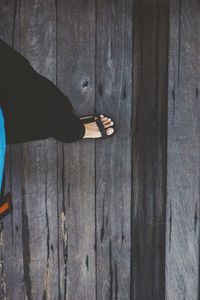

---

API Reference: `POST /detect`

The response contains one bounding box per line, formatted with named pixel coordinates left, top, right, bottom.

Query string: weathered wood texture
left=56, top=1, right=96, bottom=299
left=1, top=0, right=199, bottom=300
left=132, top=1, right=168, bottom=299
left=95, top=0, right=132, bottom=299
left=20, top=2, right=58, bottom=299
left=166, top=1, right=200, bottom=300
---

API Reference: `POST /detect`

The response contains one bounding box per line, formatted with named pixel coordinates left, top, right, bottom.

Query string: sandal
left=80, top=114, right=115, bottom=139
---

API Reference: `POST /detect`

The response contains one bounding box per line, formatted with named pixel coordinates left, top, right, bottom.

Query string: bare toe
left=104, top=121, right=113, bottom=128
left=100, top=116, right=108, bottom=122
left=106, top=127, right=114, bottom=135
left=103, top=118, right=112, bottom=125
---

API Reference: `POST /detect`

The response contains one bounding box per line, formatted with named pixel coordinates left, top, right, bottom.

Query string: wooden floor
left=0, top=0, right=199, bottom=299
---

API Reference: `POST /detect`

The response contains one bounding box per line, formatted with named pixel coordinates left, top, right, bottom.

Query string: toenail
left=108, top=128, right=114, bottom=134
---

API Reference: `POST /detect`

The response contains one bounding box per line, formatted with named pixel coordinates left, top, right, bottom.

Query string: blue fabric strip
left=0, top=107, right=6, bottom=191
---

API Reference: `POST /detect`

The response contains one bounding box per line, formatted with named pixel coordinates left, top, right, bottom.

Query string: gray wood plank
left=57, top=1, right=96, bottom=299
left=95, top=0, right=132, bottom=299
left=132, top=1, right=169, bottom=299
left=166, top=1, right=200, bottom=299
left=19, top=1, right=59, bottom=298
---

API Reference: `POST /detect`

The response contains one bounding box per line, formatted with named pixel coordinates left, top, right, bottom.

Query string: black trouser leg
left=0, top=38, right=85, bottom=145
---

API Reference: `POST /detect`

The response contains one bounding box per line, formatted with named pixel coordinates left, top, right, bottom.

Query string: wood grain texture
left=56, top=0, right=96, bottom=299
left=132, top=1, right=169, bottom=299
left=166, top=1, right=200, bottom=299
left=95, top=0, right=132, bottom=299
left=3, top=0, right=198, bottom=299
left=19, top=1, right=58, bottom=299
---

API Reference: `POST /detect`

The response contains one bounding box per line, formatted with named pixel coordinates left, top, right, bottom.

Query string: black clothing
left=0, top=38, right=86, bottom=144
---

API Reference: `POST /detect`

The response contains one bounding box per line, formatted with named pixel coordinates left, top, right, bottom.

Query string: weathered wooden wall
left=0, top=0, right=199, bottom=300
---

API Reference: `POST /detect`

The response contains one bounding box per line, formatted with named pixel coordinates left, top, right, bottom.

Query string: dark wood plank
left=95, top=0, right=132, bottom=299
left=132, top=1, right=169, bottom=299
left=166, top=1, right=200, bottom=299
left=57, top=1, right=96, bottom=299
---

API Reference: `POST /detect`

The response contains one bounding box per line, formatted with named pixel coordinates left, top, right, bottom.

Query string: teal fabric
left=0, top=107, right=6, bottom=192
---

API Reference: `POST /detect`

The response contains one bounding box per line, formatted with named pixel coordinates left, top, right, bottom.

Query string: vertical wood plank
left=19, top=1, right=58, bottom=298
left=96, top=0, right=132, bottom=299
left=166, top=1, right=200, bottom=299
left=132, top=1, right=169, bottom=299
left=57, top=1, right=96, bottom=299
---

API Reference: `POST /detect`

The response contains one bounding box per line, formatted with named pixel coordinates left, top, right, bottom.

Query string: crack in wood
left=61, top=212, right=68, bottom=296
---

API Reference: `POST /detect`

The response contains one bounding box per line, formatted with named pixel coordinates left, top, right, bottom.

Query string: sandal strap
left=80, top=116, right=96, bottom=124
left=95, top=117, right=108, bottom=137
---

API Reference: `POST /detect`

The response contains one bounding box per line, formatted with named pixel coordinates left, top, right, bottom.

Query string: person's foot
left=81, top=115, right=114, bottom=138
